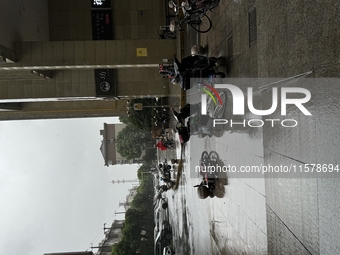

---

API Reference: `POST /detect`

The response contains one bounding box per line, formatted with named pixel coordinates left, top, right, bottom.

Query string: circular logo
left=100, top=81, right=111, bottom=92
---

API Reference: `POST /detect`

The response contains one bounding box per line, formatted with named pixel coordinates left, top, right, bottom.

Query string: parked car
left=154, top=199, right=169, bottom=239
left=154, top=221, right=172, bottom=255
left=161, top=221, right=172, bottom=240
left=153, top=192, right=162, bottom=206
left=154, top=196, right=168, bottom=210
left=159, top=166, right=172, bottom=183
left=159, top=198, right=168, bottom=209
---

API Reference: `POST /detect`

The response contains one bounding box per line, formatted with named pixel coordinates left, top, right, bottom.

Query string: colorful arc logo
left=200, top=84, right=223, bottom=115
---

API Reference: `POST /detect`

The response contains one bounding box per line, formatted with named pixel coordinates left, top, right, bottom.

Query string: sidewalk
left=181, top=0, right=340, bottom=254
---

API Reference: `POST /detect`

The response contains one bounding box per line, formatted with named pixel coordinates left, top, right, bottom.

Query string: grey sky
left=0, top=117, right=139, bottom=255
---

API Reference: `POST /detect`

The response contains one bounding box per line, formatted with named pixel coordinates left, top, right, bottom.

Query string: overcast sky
left=0, top=117, right=139, bottom=255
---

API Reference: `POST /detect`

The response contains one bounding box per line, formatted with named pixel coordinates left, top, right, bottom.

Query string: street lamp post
left=126, top=100, right=172, bottom=115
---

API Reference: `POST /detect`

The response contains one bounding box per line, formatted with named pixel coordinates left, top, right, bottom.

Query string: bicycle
left=194, top=150, right=222, bottom=199
left=191, top=81, right=227, bottom=118
left=206, top=90, right=227, bottom=118
left=168, top=0, right=219, bottom=33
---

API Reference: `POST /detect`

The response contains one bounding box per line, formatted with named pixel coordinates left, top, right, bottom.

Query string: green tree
left=116, top=124, right=149, bottom=160
left=119, top=98, right=155, bottom=132
left=111, top=166, right=155, bottom=255
left=142, top=149, right=157, bottom=163
left=137, top=163, right=153, bottom=180
left=111, top=237, right=138, bottom=255
left=119, top=115, right=130, bottom=125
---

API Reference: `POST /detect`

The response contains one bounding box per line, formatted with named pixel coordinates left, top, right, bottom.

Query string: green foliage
left=111, top=238, right=134, bottom=255
left=137, top=163, right=152, bottom=180
left=123, top=98, right=155, bottom=132
left=142, top=149, right=157, bottom=164
left=116, top=124, right=148, bottom=160
left=119, top=115, right=130, bottom=125
left=111, top=167, right=155, bottom=255
left=137, top=177, right=153, bottom=196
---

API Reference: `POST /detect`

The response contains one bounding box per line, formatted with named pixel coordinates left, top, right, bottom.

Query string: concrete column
left=0, top=99, right=127, bottom=121
left=0, top=39, right=176, bottom=70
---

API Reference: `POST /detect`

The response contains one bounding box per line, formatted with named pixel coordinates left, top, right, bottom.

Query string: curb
left=179, top=30, right=187, bottom=108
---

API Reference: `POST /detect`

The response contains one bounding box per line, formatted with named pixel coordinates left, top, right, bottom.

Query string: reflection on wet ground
left=160, top=126, right=268, bottom=254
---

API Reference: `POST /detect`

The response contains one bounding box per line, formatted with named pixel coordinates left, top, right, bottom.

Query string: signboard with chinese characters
left=92, top=10, right=113, bottom=40
left=92, top=0, right=111, bottom=9
left=94, top=69, right=117, bottom=98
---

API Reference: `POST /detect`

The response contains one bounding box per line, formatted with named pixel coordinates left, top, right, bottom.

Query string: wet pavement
left=160, top=130, right=268, bottom=255
left=158, top=0, right=340, bottom=254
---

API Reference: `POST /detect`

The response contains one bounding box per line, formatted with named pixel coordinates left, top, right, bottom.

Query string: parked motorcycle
left=158, top=180, right=175, bottom=192
left=162, top=137, right=176, bottom=149
left=159, top=169, right=172, bottom=183
left=172, top=103, right=223, bottom=137
left=194, top=151, right=220, bottom=199
left=153, top=107, right=170, bottom=128
left=158, top=159, right=172, bottom=176
left=171, top=103, right=194, bottom=125
left=158, top=62, right=176, bottom=79
left=174, top=122, right=191, bottom=144
left=171, top=55, right=225, bottom=90
left=171, top=104, right=193, bottom=144
left=159, top=43, right=226, bottom=89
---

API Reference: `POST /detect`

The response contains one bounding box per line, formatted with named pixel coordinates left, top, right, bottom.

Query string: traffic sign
left=133, top=103, right=143, bottom=110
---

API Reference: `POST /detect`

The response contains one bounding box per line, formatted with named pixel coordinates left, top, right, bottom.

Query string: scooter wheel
left=171, top=159, right=178, bottom=164
left=162, top=202, right=168, bottom=209
left=201, top=151, right=209, bottom=163
left=208, top=151, right=219, bottom=163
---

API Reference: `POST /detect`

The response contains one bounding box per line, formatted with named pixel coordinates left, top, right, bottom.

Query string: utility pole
left=114, top=210, right=125, bottom=215
left=111, top=179, right=139, bottom=184
left=103, top=223, right=113, bottom=232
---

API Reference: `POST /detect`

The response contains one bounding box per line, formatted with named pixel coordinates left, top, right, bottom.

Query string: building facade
left=123, top=186, right=138, bottom=211
left=0, top=0, right=176, bottom=121
left=96, top=220, right=125, bottom=255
